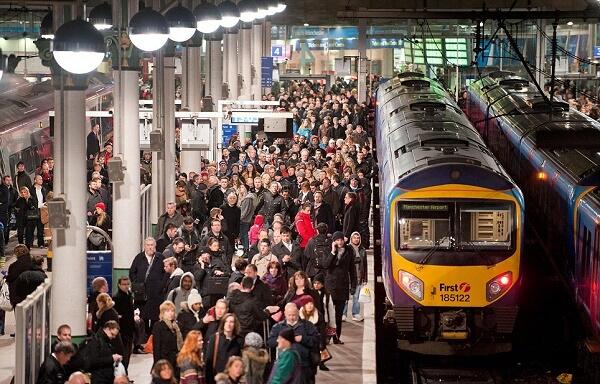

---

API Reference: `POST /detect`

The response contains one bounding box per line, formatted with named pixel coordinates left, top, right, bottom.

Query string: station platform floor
left=0, top=239, right=377, bottom=384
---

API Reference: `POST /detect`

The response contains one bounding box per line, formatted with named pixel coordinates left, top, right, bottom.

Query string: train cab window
left=398, top=202, right=451, bottom=249
left=458, top=202, right=514, bottom=250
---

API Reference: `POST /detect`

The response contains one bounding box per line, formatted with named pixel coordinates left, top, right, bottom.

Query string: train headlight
left=486, top=271, right=512, bottom=301
left=399, top=270, right=424, bottom=301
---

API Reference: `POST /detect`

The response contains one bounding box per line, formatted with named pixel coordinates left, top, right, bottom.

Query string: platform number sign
left=261, top=56, right=274, bottom=87
left=272, top=45, right=284, bottom=58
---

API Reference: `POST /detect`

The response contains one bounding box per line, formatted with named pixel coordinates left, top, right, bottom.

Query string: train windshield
left=397, top=200, right=515, bottom=265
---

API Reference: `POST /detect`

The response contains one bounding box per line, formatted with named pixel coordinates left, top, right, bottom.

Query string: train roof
left=377, top=73, right=515, bottom=191
left=470, top=74, right=600, bottom=186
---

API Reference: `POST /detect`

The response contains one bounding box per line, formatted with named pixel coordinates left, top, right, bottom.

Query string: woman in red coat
left=294, top=202, right=316, bottom=248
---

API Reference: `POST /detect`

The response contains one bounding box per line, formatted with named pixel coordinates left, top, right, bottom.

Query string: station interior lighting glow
left=52, top=18, right=105, bottom=74
left=88, top=2, right=113, bottom=31
left=218, top=0, right=241, bottom=28
left=194, top=1, right=222, bottom=34
left=129, top=7, right=170, bottom=51
left=239, top=0, right=259, bottom=23
left=165, top=4, right=197, bottom=42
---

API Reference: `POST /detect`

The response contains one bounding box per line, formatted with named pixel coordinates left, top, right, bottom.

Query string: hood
left=171, top=267, right=184, bottom=278
left=178, top=271, right=195, bottom=289
left=351, top=231, right=361, bottom=246
left=254, top=214, right=265, bottom=226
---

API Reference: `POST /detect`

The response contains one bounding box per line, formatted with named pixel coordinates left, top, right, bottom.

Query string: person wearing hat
left=321, top=231, right=357, bottom=343
left=242, top=332, right=269, bottom=384
left=267, top=327, right=301, bottom=384
left=217, top=160, right=230, bottom=178
left=88, top=202, right=111, bottom=250
left=177, top=290, right=205, bottom=339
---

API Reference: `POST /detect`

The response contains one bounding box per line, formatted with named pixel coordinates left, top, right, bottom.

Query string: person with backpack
left=304, top=223, right=331, bottom=279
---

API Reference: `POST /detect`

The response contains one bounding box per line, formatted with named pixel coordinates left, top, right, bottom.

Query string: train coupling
left=440, top=310, right=468, bottom=340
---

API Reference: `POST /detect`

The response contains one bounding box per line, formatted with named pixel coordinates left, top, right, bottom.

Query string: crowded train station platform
left=3, top=0, right=600, bottom=383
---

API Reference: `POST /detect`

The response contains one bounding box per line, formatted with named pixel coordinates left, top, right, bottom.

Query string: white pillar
left=357, top=19, right=368, bottom=103
left=240, top=26, right=252, bottom=99
left=164, top=55, right=176, bottom=204
left=51, top=87, right=87, bottom=339
left=223, top=32, right=230, bottom=86
left=180, top=44, right=203, bottom=174
left=252, top=23, right=263, bottom=98
left=209, top=38, right=223, bottom=162
left=112, top=70, right=141, bottom=273
left=226, top=32, right=239, bottom=99
left=151, top=50, right=164, bottom=224
left=263, top=20, right=271, bottom=57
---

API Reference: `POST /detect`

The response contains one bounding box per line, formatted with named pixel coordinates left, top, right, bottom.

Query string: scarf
left=164, top=318, right=184, bottom=350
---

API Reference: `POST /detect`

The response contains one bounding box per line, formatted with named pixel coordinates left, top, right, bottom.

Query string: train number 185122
left=440, top=293, right=471, bottom=302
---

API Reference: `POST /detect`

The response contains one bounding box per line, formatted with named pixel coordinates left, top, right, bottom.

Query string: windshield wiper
left=417, top=235, right=450, bottom=267
left=462, top=240, right=495, bottom=267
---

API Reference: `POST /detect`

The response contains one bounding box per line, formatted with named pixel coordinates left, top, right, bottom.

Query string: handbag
left=144, top=335, right=153, bottom=353
left=0, top=278, right=12, bottom=312
left=131, top=282, right=147, bottom=302
left=88, top=231, right=105, bottom=246
left=204, top=275, right=229, bottom=296
left=325, top=326, right=336, bottom=337
left=320, top=347, right=332, bottom=363
left=26, top=208, right=39, bottom=220
left=358, top=285, right=371, bottom=303
left=114, top=361, right=127, bottom=376
left=270, top=310, right=284, bottom=323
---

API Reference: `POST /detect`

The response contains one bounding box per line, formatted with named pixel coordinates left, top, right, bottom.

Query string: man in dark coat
left=13, top=254, right=47, bottom=305
left=156, top=223, right=178, bottom=253
left=156, top=202, right=184, bottom=238
left=86, top=320, right=122, bottom=384
left=14, top=162, right=32, bottom=193
left=259, top=182, right=285, bottom=226
left=112, top=276, right=135, bottom=370
left=228, top=277, right=275, bottom=336
left=0, top=175, right=16, bottom=244
left=206, top=176, right=225, bottom=210
left=313, top=191, right=335, bottom=235
left=220, top=193, right=241, bottom=247
left=321, top=232, right=356, bottom=343
left=303, top=223, right=331, bottom=279
left=86, top=123, right=101, bottom=162
left=244, top=264, right=274, bottom=307
left=6, top=245, right=32, bottom=308
left=36, top=341, right=75, bottom=384
left=342, top=192, right=361, bottom=241
left=267, top=303, right=321, bottom=384
left=129, top=237, right=166, bottom=336
left=272, top=226, right=303, bottom=279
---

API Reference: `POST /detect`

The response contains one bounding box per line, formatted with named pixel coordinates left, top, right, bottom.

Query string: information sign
left=261, top=56, right=273, bottom=87
left=87, top=250, right=112, bottom=296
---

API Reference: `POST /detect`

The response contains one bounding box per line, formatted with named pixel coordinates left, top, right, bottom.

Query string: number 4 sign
left=271, top=45, right=284, bottom=58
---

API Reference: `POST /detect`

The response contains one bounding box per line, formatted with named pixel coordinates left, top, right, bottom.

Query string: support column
left=223, top=30, right=230, bottom=86
left=252, top=22, right=263, bottom=98
left=180, top=35, right=203, bottom=174
left=52, top=82, right=88, bottom=340
left=535, top=19, right=546, bottom=87
left=151, top=49, right=164, bottom=226
left=111, top=0, right=141, bottom=286
left=357, top=19, right=368, bottom=103
left=225, top=31, right=239, bottom=99
left=208, top=36, right=223, bottom=161
left=240, top=25, right=252, bottom=99
left=263, top=19, right=271, bottom=56
left=164, top=54, right=176, bottom=204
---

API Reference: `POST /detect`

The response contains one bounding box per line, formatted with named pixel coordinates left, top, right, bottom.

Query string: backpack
left=70, top=336, right=94, bottom=372
left=313, top=235, right=328, bottom=270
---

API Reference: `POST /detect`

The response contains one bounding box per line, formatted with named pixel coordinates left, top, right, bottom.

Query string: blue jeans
left=343, top=285, right=362, bottom=317
left=240, top=222, right=250, bottom=252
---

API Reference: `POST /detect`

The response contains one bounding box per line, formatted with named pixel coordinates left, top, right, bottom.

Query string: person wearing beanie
left=267, top=326, right=301, bottom=384
left=321, top=231, right=357, bottom=343
left=88, top=201, right=111, bottom=250
left=177, top=290, right=205, bottom=339
left=344, top=231, right=367, bottom=322
left=242, top=332, right=269, bottom=384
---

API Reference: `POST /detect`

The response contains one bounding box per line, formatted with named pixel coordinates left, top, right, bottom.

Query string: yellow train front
left=376, top=73, right=524, bottom=355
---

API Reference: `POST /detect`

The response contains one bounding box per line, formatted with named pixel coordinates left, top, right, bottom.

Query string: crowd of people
left=1, top=76, right=377, bottom=384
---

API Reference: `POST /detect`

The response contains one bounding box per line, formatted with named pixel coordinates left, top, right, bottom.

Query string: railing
left=141, top=183, right=152, bottom=245
left=15, top=278, right=52, bottom=384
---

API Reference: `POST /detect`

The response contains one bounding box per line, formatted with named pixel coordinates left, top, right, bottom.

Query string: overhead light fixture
left=52, top=18, right=105, bottom=74
left=254, top=0, right=269, bottom=19
left=266, top=0, right=278, bottom=16
left=194, top=1, right=222, bottom=34
left=275, top=1, right=287, bottom=13
left=165, top=4, right=196, bottom=42
left=218, top=0, right=240, bottom=28
left=567, top=21, right=574, bottom=26
left=303, top=23, right=309, bottom=27
left=0, top=49, right=5, bottom=81
left=129, top=7, right=170, bottom=51
left=238, top=0, right=258, bottom=23
left=40, top=11, right=54, bottom=39
left=88, top=2, right=113, bottom=31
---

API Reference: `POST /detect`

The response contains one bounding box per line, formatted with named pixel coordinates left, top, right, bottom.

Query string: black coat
left=94, top=307, right=119, bottom=333
left=303, top=234, right=331, bottom=279
left=112, top=288, right=135, bottom=340
left=220, top=203, right=241, bottom=240
left=342, top=202, right=361, bottom=240
left=6, top=255, right=33, bottom=307
left=322, top=245, right=357, bottom=301
left=152, top=320, right=180, bottom=369
left=204, top=332, right=244, bottom=384
left=156, top=234, right=174, bottom=254
left=251, top=278, right=274, bottom=307
left=36, top=354, right=68, bottom=384
left=86, top=330, right=116, bottom=384
left=129, top=252, right=166, bottom=322
left=207, top=186, right=225, bottom=210
left=0, top=184, right=15, bottom=215
left=267, top=320, right=320, bottom=369
left=87, top=131, right=101, bottom=159
left=177, top=307, right=205, bottom=339
left=313, top=202, right=335, bottom=235
left=15, top=195, right=38, bottom=224
left=15, top=171, right=32, bottom=193
left=271, top=242, right=303, bottom=279
left=258, top=191, right=284, bottom=224
left=228, top=290, right=270, bottom=336
left=13, top=265, right=46, bottom=305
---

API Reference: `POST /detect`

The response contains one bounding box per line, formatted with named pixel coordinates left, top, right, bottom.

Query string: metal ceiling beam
left=337, top=8, right=600, bottom=20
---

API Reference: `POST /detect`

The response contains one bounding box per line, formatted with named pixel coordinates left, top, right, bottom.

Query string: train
left=467, top=71, right=600, bottom=358
left=376, top=72, right=525, bottom=355
left=0, top=73, right=113, bottom=179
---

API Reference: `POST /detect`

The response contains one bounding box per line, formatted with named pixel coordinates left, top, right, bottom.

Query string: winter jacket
left=261, top=272, right=287, bottom=304
left=221, top=203, right=241, bottom=240
left=248, top=215, right=265, bottom=246
left=166, top=272, right=197, bottom=313
left=86, top=330, right=116, bottom=384
left=259, top=191, right=284, bottom=224
left=239, top=192, right=257, bottom=224
left=204, top=333, right=244, bottom=384
left=266, top=348, right=300, bottom=384
left=163, top=267, right=185, bottom=298
left=251, top=252, right=279, bottom=278
left=13, top=265, right=46, bottom=305
left=228, top=290, right=270, bottom=336
left=304, top=234, right=331, bottom=279
left=342, top=202, right=361, bottom=240
left=129, top=252, right=166, bottom=322
left=242, top=346, right=270, bottom=384
left=177, top=303, right=205, bottom=339
left=271, top=241, right=303, bottom=279
left=152, top=320, right=181, bottom=370
left=156, top=211, right=185, bottom=238
left=112, top=288, right=135, bottom=341
left=321, top=245, right=357, bottom=301
left=6, top=254, right=33, bottom=308
left=294, top=211, right=316, bottom=248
